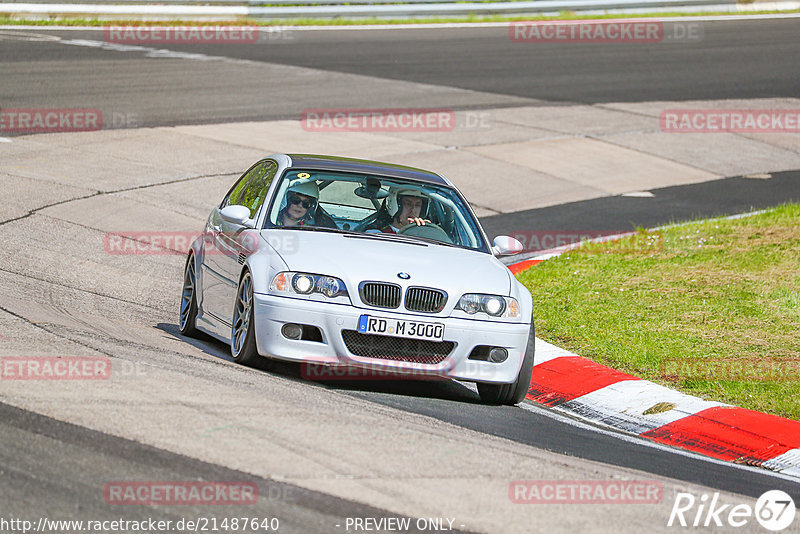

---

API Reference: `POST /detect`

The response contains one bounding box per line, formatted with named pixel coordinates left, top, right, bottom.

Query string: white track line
left=2, top=13, right=800, bottom=32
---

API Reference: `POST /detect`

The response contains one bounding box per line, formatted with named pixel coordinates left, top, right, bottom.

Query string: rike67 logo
left=668, top=490, right=796, bottom=531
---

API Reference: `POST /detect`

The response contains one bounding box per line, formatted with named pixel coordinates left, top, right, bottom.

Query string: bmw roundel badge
left=397, top=272, right=411, bottom=280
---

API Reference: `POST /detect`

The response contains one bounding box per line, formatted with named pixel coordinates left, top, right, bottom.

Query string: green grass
left=1, top=9, right=799, bottom=26
left=517, top=204, right=800, bottom=421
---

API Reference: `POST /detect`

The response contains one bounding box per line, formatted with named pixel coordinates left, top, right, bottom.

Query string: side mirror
left=492, top=236, right=524, bottom=256
left=219, top=205, right=254, bottom=227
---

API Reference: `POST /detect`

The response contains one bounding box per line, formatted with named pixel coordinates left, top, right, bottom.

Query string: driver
left=276, top=179, right=318, bottom=227
left=378, top=189, right=431, bottom=234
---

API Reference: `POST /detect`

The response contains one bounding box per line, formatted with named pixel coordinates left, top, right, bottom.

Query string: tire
left=231, top=270, right=260, bottom=366
left=477, top=319, right=535, bottom=406
left=179, top=254, right=200, bottom=337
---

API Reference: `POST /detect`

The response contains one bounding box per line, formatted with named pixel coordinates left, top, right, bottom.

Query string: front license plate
left=358, top=315, right=445, bottom=342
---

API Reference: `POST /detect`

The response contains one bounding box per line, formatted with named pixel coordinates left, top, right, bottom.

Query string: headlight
left=456, top=294, right=520, bottom=318
left=318, top=276, right=347, bottom=298
left=270, top=272, right=349, bottom=299
left=292, top=274, right=314, bottom=294
left=484, top=296, right=505, bottom=316
left=459, top=294, right=481, bottom=314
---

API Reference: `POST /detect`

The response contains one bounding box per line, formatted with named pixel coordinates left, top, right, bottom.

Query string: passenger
left=378, top=189, right=431, bottom=234
left=276, top=179, right=318, bottom=227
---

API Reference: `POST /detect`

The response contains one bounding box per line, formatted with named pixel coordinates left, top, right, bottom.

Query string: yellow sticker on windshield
left=297, top=172, right=310, bottom=179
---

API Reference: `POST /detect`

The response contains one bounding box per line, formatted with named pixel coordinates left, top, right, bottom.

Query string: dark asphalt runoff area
left=481, top=170, right=800, bottom=239
left=1, top=18, right=799, bottom=127
left=196, top=19, right=800, bottom=104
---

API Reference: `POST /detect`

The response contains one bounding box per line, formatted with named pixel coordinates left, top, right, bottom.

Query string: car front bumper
left=252, top=292, right=531, bottom=384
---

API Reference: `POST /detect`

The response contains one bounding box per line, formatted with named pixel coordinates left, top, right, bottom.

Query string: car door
left=202, top=160, right=277, bottom=324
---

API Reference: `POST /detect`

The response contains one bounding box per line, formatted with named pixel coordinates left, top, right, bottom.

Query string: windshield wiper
left=343, top=232, right=428, bottom=247
left=276, top=226, right=455, bottom=248
left=273, top=226, right=359, bottom=235
left=402, top=235, right=457, bottom=248
left=367, top=231, right=457, bottom=248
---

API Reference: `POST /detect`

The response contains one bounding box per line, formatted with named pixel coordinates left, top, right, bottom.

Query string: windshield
left=265, top=169, right=488, bottom=252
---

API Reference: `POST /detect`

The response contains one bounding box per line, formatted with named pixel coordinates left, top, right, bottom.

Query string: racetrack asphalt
left=1, top=18, right=799, bottom=127
left=1, top=402, right=462, bottom=534
left=1, top=19, right=799, bottom=533
left=481, top=169, right=800, bottom=240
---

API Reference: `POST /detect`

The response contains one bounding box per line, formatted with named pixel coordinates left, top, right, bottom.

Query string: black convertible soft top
left=286, top=154, right=447, bottom=185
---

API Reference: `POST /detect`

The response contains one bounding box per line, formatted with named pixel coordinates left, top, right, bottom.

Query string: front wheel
left=231, top=271, right=260, bottom=367
left=477, top=319, right=535, bottom=406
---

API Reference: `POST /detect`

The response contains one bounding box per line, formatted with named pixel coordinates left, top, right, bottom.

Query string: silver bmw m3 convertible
left=179, top=153, right=535, bottom=405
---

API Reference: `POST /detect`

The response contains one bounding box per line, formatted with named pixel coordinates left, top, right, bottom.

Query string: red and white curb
left=508, top=228, right=800, bottom=480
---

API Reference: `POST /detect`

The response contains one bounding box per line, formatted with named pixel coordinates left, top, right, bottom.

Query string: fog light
left=488, top=347, right=508, bottom=363
left=282, top=323, right=302, bottom=340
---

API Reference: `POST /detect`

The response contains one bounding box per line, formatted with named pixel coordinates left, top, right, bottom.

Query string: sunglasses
left=287, top=194, right=316, bottom=209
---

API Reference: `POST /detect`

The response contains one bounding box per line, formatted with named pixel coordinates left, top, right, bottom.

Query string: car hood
left=261, top=229, right=511, bottom=302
